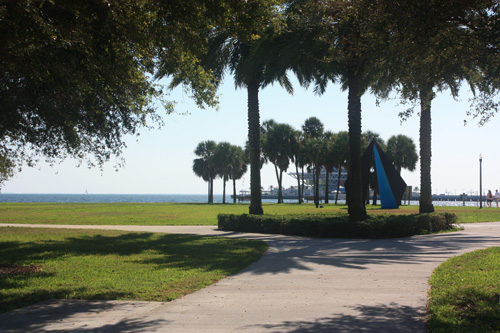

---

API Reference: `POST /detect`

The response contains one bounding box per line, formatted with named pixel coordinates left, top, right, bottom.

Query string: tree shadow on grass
left=0, top=229, right=266, bottom=313
left=0, top=230, right=264, bottom=268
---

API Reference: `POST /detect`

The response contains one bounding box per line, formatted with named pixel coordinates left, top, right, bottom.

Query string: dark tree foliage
left=284, top=0, right=499, bottom=218
left=284, top=0, right=395, bottom=221
left=0, top=0, right=162, bottom=182
left=0, top=0, right=237, bottom=184
left=372, top=0, right=500, bottom=213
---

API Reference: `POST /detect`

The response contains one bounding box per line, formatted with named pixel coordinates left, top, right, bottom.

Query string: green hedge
left=217, top=212, right=458, bottom=239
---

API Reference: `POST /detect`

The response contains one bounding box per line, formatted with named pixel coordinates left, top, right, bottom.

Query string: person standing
left=494, top=190, right=500, bottom=208
left=486, top=190, right=493, bottom=207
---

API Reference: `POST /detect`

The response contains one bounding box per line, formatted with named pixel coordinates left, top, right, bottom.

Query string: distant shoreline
left=0, top=193, right=483, bottom=207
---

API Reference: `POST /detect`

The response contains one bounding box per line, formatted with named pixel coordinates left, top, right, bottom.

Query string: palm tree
left=302, top=117, right=324, bottom=139
left=371, top=1, right=497, bottom=214
left=386, top=135, right=418, bottom=175
left=261, top=120, right=296, bottom=203
left=291, top=130, right=306, bottom=204
left=362, top=132, right=385, bottom=205
left=214, top=142, right=233, bottom=204
left=322, top=131, right=336, bottom=204
left=303, top=136, right=327, bottom=207
left=331, top=131, right=349, bottom=205
left=385, top=134, right=418, bottom=206
left=302, top=117, right=325, bottom=206
left=194, top=4, right=290, bottom=214
left=229, top=145, right=249, bottom=204
left=284, top=1, right=396, bottom=221
left=193, top=140, right=218, bottom=203
left=193, top=158, right=210, bottom=203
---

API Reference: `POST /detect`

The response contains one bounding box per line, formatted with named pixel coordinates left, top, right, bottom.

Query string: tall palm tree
left=193, top=158, right=211, bottom=203
left=385, top=134, right=418, bottom=206
left=261, top=120, right=296, bottom=203
left=284, top=1, right=394, bottom=221
left=302, top=117, right=325, bottom=205
left=371, top=1, right=497, bottom=213
left=291, top=130, right=306, bottom=204
left=302, top=117, right=324, bottom=139
left=229, top=145, right=249, bottom=204
left=362, top=131, right=384, bottom=205
left=214, top=142, right=233, bottom=204
left=303, top=136, right=327, bottom=207
left=331, top=131, right=349, bottom=205
left=193, top=140, right=218, bottom=203
left=193, top=4, right=290, bottom=214
left=323, top=131, right=336, bottom=204
left=386, top=134, right=418, bottom=175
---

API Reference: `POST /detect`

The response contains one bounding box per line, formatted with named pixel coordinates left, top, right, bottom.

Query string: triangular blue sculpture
left=361, top=139, right=407, bottom=209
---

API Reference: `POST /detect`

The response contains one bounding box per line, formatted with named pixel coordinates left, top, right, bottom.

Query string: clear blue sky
left=3, top=75, right=500, bottom=196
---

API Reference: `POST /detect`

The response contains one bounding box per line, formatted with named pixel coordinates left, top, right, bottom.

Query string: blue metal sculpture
left=358, top=139, right=407, bottom=209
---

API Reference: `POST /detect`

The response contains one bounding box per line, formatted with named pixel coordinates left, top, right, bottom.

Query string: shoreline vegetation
left=1, top=202, right=500, bottom=225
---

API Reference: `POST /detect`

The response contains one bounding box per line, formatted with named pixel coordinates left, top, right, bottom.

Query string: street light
left=479, top=154, right=483, bottom=209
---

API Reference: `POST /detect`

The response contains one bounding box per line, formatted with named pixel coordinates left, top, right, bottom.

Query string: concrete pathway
left=1, top=222, right=499, bottom=332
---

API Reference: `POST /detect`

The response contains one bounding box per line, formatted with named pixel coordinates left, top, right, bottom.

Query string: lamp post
left=479, top=154, right=483, bottom=209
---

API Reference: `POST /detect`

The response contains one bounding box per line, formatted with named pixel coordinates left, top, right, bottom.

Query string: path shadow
left=236, top=229, right=500, bottom=275
left=0, top=299, right=168, bottom=332
left=244, top=302, right=425, bottom=332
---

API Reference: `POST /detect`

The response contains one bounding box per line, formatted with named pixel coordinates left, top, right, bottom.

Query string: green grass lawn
left=0, top=227, right=267, bottom=314
left=0, top=202, right=499, bottom=225
left=427, top=247, right=500, bottom=332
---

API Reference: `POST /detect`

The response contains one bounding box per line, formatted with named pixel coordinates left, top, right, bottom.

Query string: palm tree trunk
left=346, top=68, right=367, bottom=221
left=233, top=178, right=237, bottom=204
left=335, top=166, right=341, bottom=205
left=366, top=185, right=370, bottom=205
left=222, top=175, right=227, bottom=204
left=247, top=80, right=263, bottom=214
left=325, top=170, right=330, bottom=204
left=419, top=87, right=435, bottom=213
left=209, top=177, right=214, bottom=204
left=295, top=162, right=302, bottom=204
left=315, top=166, right=320, bottom=207
left=301, top=166, right=305, bottom=202
left=312, top=167, right=316, bottom=204
left=207, top=180, right=211, bottom=204
left=396, top=167, right=402, bottom=206
left=372, top=185, right=379, bottom=205
left=279, top=169, right=284, bottom=204
left=274, top=164, right=280, bottom=203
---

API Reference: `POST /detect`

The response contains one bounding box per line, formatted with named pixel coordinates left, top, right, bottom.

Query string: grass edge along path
left=0, top=227, right=268, bottom=314
left=427, top=247, right=500, bottom=332
left=1, top=203, right=500, bottom=225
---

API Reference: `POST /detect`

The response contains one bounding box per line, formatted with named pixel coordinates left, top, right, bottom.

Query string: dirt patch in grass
left=0, top=265, right=43, bottom=275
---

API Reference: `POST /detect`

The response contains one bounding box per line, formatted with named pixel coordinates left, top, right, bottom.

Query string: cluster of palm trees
left=260, top=116, right=343, bottom=205
left=192, top=141, right=247, bottom=204
left=261, top=117, right=418, bottom=206
left=194, top=116, right=418, bottom=206
left=173, top=1, right=499, bottom=220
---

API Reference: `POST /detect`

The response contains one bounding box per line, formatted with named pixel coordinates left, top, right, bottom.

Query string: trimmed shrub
left=218, top=212, right=459, bottom=239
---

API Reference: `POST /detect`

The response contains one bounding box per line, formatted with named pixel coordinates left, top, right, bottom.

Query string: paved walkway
left=1, top=222, right=499, bottom=332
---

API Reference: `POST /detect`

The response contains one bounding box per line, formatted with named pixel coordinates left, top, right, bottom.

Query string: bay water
left=0, top=193, right=482, bottom=207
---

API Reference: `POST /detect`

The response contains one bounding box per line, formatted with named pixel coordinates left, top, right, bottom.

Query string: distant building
left=288, top=167, right=347, bottom=196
